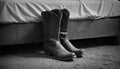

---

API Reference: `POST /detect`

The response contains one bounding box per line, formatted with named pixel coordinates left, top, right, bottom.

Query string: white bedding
left=0, top=0, right=120, bottom=23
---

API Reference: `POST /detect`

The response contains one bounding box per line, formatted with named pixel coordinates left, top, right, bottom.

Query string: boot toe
left=74, top=50, right=84, bottom=58
left=71, top=52, right=77, bottom=58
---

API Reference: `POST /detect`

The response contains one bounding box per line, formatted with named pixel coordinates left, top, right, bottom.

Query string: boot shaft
left=42, top=10, right=62, bottom=41
left=60, top=9, right=70, bottom=32
left=60, top=9, right=70, bottom=39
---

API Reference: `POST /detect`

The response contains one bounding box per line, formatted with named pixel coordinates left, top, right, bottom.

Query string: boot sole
left=45, top=51, right=74, bottom=61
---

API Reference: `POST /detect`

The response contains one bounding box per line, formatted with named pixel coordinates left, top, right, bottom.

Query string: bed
left=0, top=0, right=120, bottom=45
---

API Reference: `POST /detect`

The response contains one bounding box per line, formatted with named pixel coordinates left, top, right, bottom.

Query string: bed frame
left=0, top=17, right=119, bottom=45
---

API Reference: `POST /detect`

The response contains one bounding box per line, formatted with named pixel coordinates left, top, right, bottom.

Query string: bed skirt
left=0, top=17, right=119, bottom=45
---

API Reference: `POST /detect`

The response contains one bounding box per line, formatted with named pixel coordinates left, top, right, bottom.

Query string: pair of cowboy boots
left=42, top=9, right=84, bottom=61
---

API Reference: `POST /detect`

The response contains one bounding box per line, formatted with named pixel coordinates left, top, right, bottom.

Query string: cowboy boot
left=59, top=9, right=84, bottom=58
left=42, top=10, right=75, bottom=61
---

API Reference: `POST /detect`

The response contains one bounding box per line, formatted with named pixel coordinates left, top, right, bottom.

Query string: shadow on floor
left=71, top=36, right=118, bottom=48
left=0, top=43, right=74, bottom=62
left=0, top=43, right=43, bottom=55
left=0, top=36, right=118, bottom=57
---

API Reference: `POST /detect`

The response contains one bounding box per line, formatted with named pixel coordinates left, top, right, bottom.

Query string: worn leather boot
left=42, top=10, right=75, bottom=61
left=59, top=9, right=84, bottom=58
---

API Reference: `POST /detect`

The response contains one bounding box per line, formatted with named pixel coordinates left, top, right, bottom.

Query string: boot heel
left=44, top=49, right=53, bottom=56
left=46, top=52, right=54, bottom=57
